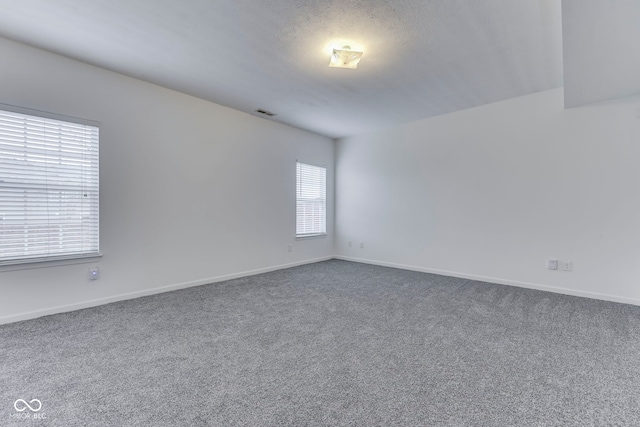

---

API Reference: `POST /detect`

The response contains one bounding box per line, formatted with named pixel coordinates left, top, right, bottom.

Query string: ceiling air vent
left=255, top=109, right=277, bottom=117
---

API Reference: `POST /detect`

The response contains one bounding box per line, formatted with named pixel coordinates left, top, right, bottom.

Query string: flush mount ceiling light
left=329, top=45, right=364, bottom=69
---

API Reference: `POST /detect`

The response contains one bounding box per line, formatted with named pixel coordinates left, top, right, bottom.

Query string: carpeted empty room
left=3, top=1, right=640, bottom=426
left=2, top=260, right=640, bottom=426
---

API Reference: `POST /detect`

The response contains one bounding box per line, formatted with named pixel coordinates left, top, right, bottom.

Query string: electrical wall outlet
left=547, top=259, right=558, bottom=270
left=360, top=242, right=364, bottom=249
left=561, top=261, right=573, bottom=272
left=287, top=244, right=293, bottom=252
left=88, top=267, right=100, bottom=280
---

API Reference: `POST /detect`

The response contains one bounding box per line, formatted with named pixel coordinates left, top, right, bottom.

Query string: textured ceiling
left=0, top=0, right=565, bottom=138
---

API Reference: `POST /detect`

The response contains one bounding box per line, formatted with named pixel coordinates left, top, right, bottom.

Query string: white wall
left=0, top=37, right=334, bottom=323
left=336, top=88, right=640, bottom=304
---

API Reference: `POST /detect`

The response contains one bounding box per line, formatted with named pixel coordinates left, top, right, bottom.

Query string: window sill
left=296, top=233, right=327, bottom=240
left=0, top=253, right=103, bottom=272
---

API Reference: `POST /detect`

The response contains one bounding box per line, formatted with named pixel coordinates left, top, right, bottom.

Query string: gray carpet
left=1, top=259, right=640, bottom=426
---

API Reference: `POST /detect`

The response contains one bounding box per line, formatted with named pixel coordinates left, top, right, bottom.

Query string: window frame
left=0, top=104, right=101, bottom=267
left=295, top=161, right=327, bottom=239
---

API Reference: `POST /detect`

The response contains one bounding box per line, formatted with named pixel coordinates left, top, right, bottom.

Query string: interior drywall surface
left=0, top=37, right=334, bottom=322
left=335, top=88, right=640, bottom=304
left=562, top=0, right=640, bottom=108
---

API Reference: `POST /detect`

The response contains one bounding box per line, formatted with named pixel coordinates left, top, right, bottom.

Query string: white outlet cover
left=547, top=259, right=558, bottom=270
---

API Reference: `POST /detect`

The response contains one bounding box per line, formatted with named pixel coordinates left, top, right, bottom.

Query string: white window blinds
left=296, top=161, right=326, bottom=237
left=0, top=106, right=99, bottom=264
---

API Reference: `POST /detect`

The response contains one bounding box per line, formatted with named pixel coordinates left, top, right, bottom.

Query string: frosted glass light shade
left=329, top=46, right=364, bottom=69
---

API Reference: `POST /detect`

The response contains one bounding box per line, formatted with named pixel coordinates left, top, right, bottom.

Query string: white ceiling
left=0, top=0, right=628, bottom=139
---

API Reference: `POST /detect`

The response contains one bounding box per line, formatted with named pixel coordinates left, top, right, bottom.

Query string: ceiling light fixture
left=329, top=45, right=364, bottom=69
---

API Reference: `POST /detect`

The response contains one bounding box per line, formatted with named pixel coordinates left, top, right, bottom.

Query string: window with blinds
left=296, top=161, right=326, bottom=237
left=0, top=106, right=99, bottom=265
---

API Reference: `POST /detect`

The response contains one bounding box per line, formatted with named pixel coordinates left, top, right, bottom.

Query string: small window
left=0, top=105, right=99, bottom=265
left=296, top=161, right=326, bottom=237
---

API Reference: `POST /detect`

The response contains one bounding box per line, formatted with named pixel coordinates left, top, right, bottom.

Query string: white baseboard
left=4, top=254, right=638, bottom=325
left=334, top=255, right=640, bottom=307
left=0, top=256, right=333, bottom=325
